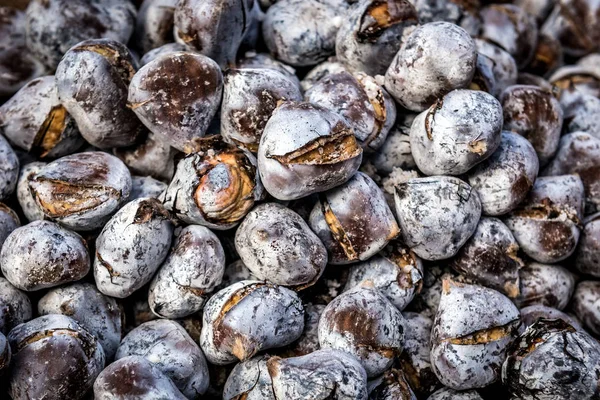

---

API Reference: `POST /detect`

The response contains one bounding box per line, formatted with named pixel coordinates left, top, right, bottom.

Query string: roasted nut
left=575, top=216, right=600, bottom=276
left=128, top=52, right=223, bottom=152
left=474, top=39, right=518, bottom=97
left=93, top=355, right=186, bottom=400
left=467, top=131, right=539, bottom=216
left=221, top=68, right=302, bottom=152
left=0, top=331, right=9, bottom=375
left=130, top=175, right=167, bottom=201
left=526, top=32, right=563, bottom=76
left=470, top=52, right=497, bottom=95
left=162, top=136, right=264, bottom=229
left=223, top=355, right=275, bottom=400
left=174, top=0, right=254, bottom=68
left=519, top=304, right=582, bottom=334
left=397, top=312, right=439, bottom=398
left=309, top=172, right=399, bottom=265
left=7, top=314, right=105, bottom=400
left=115, top=319, right=210, bottom=397
left=200, top=280, right=304, bottom=364
left=406, top=264, right=458, bottom=318
left=550, top=64, right=600, bottom=105
left=25, top=0, right=136, bottom=69
left=430, top=280, right=520, bottom=390
left=277, top=303, right=325, bottom=357
left=517, top=72, right=554, bottom=91
left=94, top=198, right=173, bottom=298
left=504, top=175, right=584, bottom=263
left=384, top=22, right=477, bottom=112
left=0, top=133, right=19, bottom=201
left=139, top=42, right=190, bottom=66
left=343, top=241, right=422, bottom=310
left=0, top=220, right=89, bottom=291
left=502, top=319, right=600, bottom=399
left=370, top=114, right=417, bottom=174
left=28, top=152, right=132, bottom=231
left=501, top=85, right=563, bottom=166
left=267, top=349, right=368, bottom=399
left=514, top=0, right=555, bottom=23
left=305, top=71, right=397, bottom=152
left=571, top=280, right=600, bottom=336
left=114, top=133, right=177, bottom=182
left=55, top=39, right=144, bottom=149
left=0, top=75, right=84, bottom=158
left=479, top=4, right=538, bottom=69
left=38, top=282, right=122, bottom=360
left=394, top=175, right=482, bottom=260
left=0, top=202, right=19, bottom=250
left=335, top=0, right=419, bottom=76
left=426, top=388, right=483, bottom=400
left=367, top=368, right=417, bottom=400
left=149, top=225, right=226, bottom=319
left=0, top=6, right=45, bottom=97
left=131, top=0, right=177, bottom=55
left=217, top=259, right=257, bottom=290
left=452, top=217, right=523, bottom=298
left=300, top=58, right=348, bottom=91
left=0, top=277, right=32, bottom=334
left=318, top=283, right=405, bottom=377
left=257, top=102, right=363, bottom=200
left=410, top=0, right=481, bottom=36
left=516, top=262, right=576, bottom=310
left=237, top=51, right=300, bottom=87
left=410, top=89, right=503, bottom=176
left=541, top=0, right=600, bottom=57
left=235, top=203, right=327, bottom=287
left=262, top=0, right=351, bottom=67
left=560, top=93, right=600, bottom=137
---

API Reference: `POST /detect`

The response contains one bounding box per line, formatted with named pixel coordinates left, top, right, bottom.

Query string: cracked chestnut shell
left=38, top=282, right=122, bottom=360
left=409, top=89, right=503, bottom=176
left=502, top=319, right=600, bottom=399
left=174, top=0, right=254, bottom=68
left=162, top=136, right=264, bottom=230
left=0, top=220, right=90, bottom=291
left=479, top=4, right=538, bottom=69
left=394, top=175, right=482, bottom=260
left=267, top=349, right=368, bottom=399
left=94, top=198, right=173, bottom=299
left=571, top=280, right=600, bottom=336
left=114, top=132, right=177, bottom=182
left=7, top=314, right=105, bottom=400
left=94, top=355, right=186, bottom=399
left=335, top=0, right=419, bottom=76
left=309, top=172, right=399, bottom=265
left=257, top=102, right=363, bottom=200
left=115, top=319, right=209, bottom=398
left=130, top=175, right=167, bottom=201
left=56, top=39, right=144, bottom=149
left=560, top=93, right=600, bottom=139
left=430, top=280, right=520, bottom=390
left=344, top=240, right=423, bottom=310
left=516, top=262, right=576, bottom=310
left=519, top=304, right=582, bottom=334
left=410, top=0, right=481, bottom=36
left=0, top=133, right=18, bottom=201
left=384, top=21, right=477, bottom=112
left=575, top=216, right=600, bottom=277
left=235, top=202, right=327, bottom=288
left=28, top=151, right=132, bottom=231
left=131, top=0, right=177, bottom=55
left=16, top=162, right=46, bottom=222
left=223, top=354, right=275, bottom=400
left=305, top=71, right=397, bottom=152
left=262, top=0, right=351, bottom=67
left=318, top=283, right=405, bottom=377
left=397, top=312, right=439, bottom=398
left=25, top=0, right=136, bottom=69
left=149, top=225, right=226, bottom=319
left=0, top=277, right=32, bottom=335
left=549, top=64, right=600, bottom=106
left=452, top=217, right=523, bottom=298
left=128, top=51, right=223, bottom=152
left=0, top=202, right=19, bottom=250
left=0, top=75, right=84, bottom=158
left=368, top=368, right=417, bottom=400
left=467, top=131, right=539, bottom=216
left=276, top=302, right=325, bottom=358
left=474, top=39, right=518, bottom=97
left=199, top=280, right=304, bottom=365
left=221, top=68, right=303, bottom=152
left=504, top=174, right=584, bottom=263
left=501, top=85, right=563, bottom=166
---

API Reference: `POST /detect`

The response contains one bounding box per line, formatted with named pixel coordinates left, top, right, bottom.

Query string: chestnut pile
left=1, top=0, right=600, bottom=399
